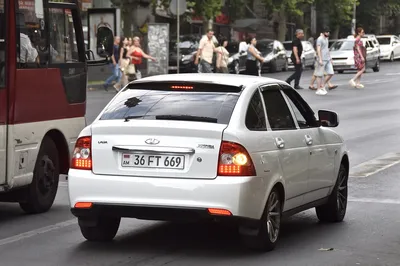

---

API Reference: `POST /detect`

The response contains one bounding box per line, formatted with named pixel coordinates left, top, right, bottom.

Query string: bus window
left=49, top=8, right=81, bottom=64
left=0, top=0, right=5, bottom=87
left=16, top=0, right=50, bottom=68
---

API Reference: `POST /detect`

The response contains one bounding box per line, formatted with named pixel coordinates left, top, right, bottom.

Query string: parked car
left=330, top=38, right=380, bottom=73
left=256, top=39, right=288, bottom=73
left=376, top=35, right=400, bottom=61
left=328, top=39, right=338, bottom=48
left=168, top=35, right=200, bottom=73
left=69, top=73, right=349, bottom=252
left=225, top=41, right=247, bottom=74
left=283, top=41, right=316, bottom=69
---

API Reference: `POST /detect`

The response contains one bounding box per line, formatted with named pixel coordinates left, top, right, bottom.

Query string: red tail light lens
left=71, top=136, right=92, bottom=170
left=217, top=141, right=256, bottom=176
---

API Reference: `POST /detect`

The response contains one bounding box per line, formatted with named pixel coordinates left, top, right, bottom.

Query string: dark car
left=168, top=35, right=200, bottom=73
left=256, top=39, right=288, bottom=73
left=225, top=41, right=247, bottom=74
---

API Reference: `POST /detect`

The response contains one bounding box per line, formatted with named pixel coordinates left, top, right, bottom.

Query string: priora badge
left=145, top=138, right=160, bottom=145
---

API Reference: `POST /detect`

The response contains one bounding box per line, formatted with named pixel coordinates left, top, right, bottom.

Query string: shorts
left=314, top=60, right=334, bottom=77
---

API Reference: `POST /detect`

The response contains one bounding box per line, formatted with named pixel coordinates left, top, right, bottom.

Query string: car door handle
left=305, top=135, right=313, bottom=145
left=275, top=137, right=285, bottom=149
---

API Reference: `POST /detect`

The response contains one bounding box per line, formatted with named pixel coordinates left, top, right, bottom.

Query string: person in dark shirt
left=103, top=36, right=121, bottom=91
left=286, top=29, right=304, bottom=90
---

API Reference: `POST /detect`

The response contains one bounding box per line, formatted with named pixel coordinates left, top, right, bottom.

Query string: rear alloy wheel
left=241, top=188, right=282, bottom=251
left=373, top=59, right=380, bottom=72
left=233, top=61, right=240, bottom=74
left=19, top=137, right=59, bottom=214
left=390, top=52, right=394, bottom=62
left=79, top=217, right=121, bottom=242
left=316, top=164, right=348, bottom=223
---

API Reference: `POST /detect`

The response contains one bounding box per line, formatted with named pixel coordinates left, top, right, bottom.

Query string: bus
left=0, top=0, right=92, bottom=214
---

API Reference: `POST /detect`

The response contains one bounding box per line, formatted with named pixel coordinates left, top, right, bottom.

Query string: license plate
left=168, top=66, right=178, bottom=70
left=121, top=153, right=185, bottom=169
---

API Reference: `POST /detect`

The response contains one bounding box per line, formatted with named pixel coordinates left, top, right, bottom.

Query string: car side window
left=261, top=86, right=296, bottom=130
left=245, top=90, right=267, bottom=131
left=282, top=90, right=319, bottom=129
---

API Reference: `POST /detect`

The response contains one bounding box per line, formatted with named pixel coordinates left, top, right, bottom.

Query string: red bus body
left=0, top=0, right=87, bottom=213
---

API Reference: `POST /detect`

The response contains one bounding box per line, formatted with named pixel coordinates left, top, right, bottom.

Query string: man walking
left=103, top=36, right=121, bottom=91
left=194, top=29, right=222, bottom=73
left=315, top=27, right=335, bottom=95
left=286, top=29, right=305, bottom=90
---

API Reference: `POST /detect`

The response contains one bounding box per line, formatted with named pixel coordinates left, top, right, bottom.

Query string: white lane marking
left=349, top=152, right=400, bottom=178
left=385, top=72, right=400, bottom=76
left=349, top=197, right=400, bottom=205
left=0, top=219, right=77, bottom=247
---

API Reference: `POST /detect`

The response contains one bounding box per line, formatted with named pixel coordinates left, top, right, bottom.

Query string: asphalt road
left=1, top=62, right=400, bottom=265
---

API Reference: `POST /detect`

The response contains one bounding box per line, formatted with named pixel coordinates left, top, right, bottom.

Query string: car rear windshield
left=377, top=37, right=391, bottom=45
left=330, top=40, right=354, bottom=51
left=100, top=89, right=240, bottom=124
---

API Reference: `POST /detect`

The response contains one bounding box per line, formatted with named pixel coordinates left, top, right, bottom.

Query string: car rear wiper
left=155, top=115, right=218, bottom=123
left=124, top=115, right=144, bottom=122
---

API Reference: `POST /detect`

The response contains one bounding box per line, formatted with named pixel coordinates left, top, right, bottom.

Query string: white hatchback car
left=68, top=74, right=349, bottom=251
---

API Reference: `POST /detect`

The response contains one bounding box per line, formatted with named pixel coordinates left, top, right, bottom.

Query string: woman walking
left=245, top=37, right=264, bottom=76
left=350, top=27, right=366, bottom=88
left=127, top=36, right=156, bottom=80
left=216, top=38, right=230, bottom=73
left=114, top=37, right=130, bottom=91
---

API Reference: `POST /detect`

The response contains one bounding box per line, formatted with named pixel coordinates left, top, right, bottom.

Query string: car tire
left=283, top=60, right=289, bottom=72
left=316, top=164, right=348, bottom=223
left=241, top=188, right=282, bottom=252
left=269, top=61, right=277, bottom=73
left=79, top=217, right=121, bottom=242
left=233, top=60, right=240, bottom=74
left=19, top=137, right=60, bottom=214
left=373, top=59, right=380, bottom=72
left=390, top=52, right=394, bottom=62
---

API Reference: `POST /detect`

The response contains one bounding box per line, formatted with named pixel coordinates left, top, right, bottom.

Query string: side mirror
left=318, top=110, right=339, bottom=127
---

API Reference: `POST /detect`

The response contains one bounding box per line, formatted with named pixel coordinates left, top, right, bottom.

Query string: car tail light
left=208, top=208, right=232, bottom=216
left=71, top=136, right=92, bottom=170
left=217, top=141, right=256, bottom=176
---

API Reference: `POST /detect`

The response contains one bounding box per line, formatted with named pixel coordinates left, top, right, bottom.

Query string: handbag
left=125, top=63, right=136, bottom=75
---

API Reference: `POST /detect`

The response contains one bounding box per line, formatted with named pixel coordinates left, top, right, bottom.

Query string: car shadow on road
left=70, top=211, right=349, bottom=261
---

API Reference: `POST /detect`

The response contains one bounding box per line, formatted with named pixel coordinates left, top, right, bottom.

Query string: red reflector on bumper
left=207, top=208, right=232, bottom=216
left=74, top=202, right=93, bottom=209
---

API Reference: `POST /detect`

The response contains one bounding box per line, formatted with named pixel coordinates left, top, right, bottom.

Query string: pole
left=351, top=1, right=356, bottom=35
left=177, top=0, right=180, bottom=73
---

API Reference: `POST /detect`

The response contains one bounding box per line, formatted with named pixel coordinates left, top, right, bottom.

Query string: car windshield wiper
left=155, top=115, right=218, bottom=123
left=124, top=115, right=144, bottom=122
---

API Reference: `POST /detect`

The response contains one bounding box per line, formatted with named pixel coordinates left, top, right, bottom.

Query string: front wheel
left=19, top=137, right=60, bottom=214
left=390, top=52, right=394, bottom=62
left=241, top=188, right=282, bottom=251
left=316, top=164, right=348, bottom=223
left=79, top=217, right=121, bottom=242
left=373, top=59, right=380, bottom=72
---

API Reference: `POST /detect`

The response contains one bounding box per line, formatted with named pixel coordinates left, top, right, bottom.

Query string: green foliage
left=317, top=0, right=356, bottom=28
left=151, top=0, right=224, bottom=20
left=261, top=0, right=314, bottom=17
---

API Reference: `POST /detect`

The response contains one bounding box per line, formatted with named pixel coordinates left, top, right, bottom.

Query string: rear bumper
left=68, top=169, right=266, bottom=221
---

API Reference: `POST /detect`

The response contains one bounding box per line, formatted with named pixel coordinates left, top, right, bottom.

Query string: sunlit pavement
left=0, top=61, right=400, bottom=266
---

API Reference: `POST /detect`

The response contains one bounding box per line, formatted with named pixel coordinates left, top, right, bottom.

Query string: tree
left=316, top=0, right=356, bottom=39
left=357, top=0, right=400, bottom=34
left=261, top=0, right=314, bottom=42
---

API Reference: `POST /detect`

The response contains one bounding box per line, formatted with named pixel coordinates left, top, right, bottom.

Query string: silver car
left=330, top=38, right=380, bottom=73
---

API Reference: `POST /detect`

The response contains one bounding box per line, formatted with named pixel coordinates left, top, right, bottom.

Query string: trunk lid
left=91, top=120, right=226, bottom=179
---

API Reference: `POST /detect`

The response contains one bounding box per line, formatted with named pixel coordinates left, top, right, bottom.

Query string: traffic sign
left=169, top=0, right=186, bottom=16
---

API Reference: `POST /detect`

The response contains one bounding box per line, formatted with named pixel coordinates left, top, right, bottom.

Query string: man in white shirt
left=19, top=33, right=38, bottom=64
left=194, top=30, right=222, bottom=73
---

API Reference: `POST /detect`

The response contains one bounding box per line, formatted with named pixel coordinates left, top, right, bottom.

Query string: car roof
left=133, top=73, right=287, bottom=89
left=377, top=35, right=394, bottom=37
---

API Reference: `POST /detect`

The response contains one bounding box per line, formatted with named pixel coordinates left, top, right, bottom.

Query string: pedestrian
left=286, top=29, right=305, bottom=90
left=245, top=37, right=264, bottom=76
left=349, top=27, right=366, bottom=88
left=127, top=36, right=156, bottom=80
left=314, top=27, right=336, bottom=95
left=103, top=36, right=121, bottom=91
left=194, top=29, right=222, bottom=73
left=114, top=37, right=130, bottom=90
left=216, top=37, right=230, bottom=73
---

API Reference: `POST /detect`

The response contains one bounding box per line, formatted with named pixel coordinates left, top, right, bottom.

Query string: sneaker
left=321, top=87, right=328, bottom=94
left=356, top=84, right=364, bottom=89
left=113, top=84, right=120, bottom=92
left=316, top=88, right=327, bottom=95
left=349, top=79, right=356, bottom=87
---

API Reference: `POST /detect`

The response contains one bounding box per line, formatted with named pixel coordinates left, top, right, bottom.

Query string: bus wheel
left=19, top=137, right=60, bottom=214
